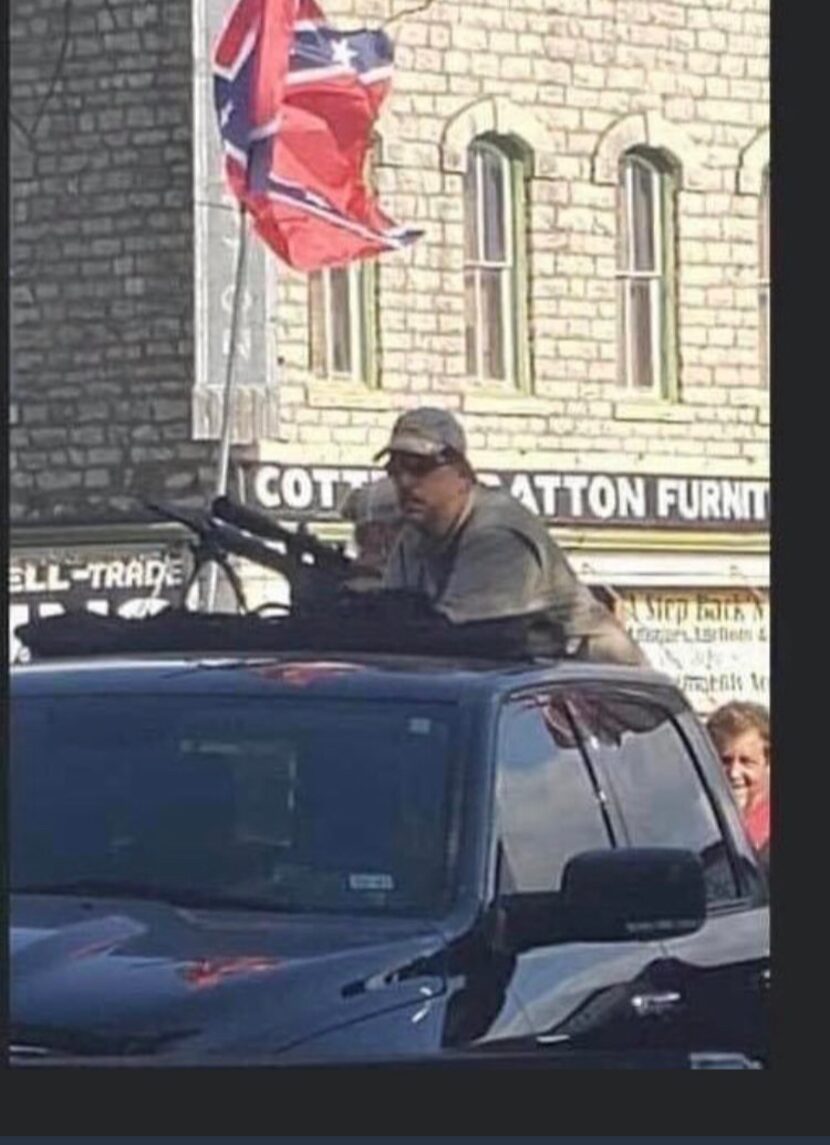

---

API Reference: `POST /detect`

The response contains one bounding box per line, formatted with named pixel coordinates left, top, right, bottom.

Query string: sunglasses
left=384, top=452, right=450, bottom=479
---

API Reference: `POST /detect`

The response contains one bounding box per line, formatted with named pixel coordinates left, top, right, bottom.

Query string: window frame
left=491, top=688, right=617, bottom=902
left=463, top=134, right=530, bottom=391
left=564, top=685, right=756, bottom=910
left=308, top=260, right=377, bottom=386
left=615, top=148, right=679, bottom=400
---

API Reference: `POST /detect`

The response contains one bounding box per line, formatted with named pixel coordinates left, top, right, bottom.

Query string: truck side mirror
left=561, top=847, right=706, bottom=942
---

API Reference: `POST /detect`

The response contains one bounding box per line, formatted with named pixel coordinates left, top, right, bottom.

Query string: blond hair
left=706, top=701, right=770, bottom=761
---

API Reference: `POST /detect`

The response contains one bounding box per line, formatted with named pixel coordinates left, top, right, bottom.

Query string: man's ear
left=448, top=455, right=475, bottom=482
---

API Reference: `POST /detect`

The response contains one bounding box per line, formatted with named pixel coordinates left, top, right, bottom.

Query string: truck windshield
left=11, top=693, right=461, bottom=917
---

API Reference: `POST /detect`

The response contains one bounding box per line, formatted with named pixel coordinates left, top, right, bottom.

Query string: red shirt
left=744, top=797, right=770, bottom=853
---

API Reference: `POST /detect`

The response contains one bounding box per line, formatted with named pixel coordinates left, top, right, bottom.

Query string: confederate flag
left=213, top=0, right=421, bottom=270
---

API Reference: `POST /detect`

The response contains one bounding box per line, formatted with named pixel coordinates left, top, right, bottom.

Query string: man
left=376, top=407, right=648, bottom=666
left=339, top=476, right=404, bottom=591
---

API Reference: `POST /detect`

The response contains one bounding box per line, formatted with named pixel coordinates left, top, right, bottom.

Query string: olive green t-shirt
left=383, top=485, right=612, bottom=639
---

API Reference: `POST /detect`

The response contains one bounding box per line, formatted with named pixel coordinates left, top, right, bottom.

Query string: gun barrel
left=212, top=495, right=352, bottom=572
left=209, top=522, right=298, bottom=579
left=211, top=496, right=293, bottom=544
left=211, top=522, right=348, bottom=607
left=144, top=500, right=209, bottom=535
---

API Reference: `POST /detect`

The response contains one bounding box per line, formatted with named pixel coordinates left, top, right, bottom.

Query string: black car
left=9, top=650, right=768, bottom=1064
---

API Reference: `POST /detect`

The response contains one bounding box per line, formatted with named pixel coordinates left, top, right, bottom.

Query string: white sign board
left=9, top=547, right=189, bottom=663
left=617, top=589, right=770, bottom=716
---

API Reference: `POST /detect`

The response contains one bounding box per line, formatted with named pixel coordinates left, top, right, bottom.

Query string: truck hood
left=10, top=894, right=447, bottom=1060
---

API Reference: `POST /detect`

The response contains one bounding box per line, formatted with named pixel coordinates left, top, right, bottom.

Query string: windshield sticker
left=348, top=873, right=394, bottom=892
left=407, top=718, right=432, bottom=735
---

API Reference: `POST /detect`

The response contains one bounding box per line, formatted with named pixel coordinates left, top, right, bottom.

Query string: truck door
left=490, top=689, right=670, bottom=1053
left=569, top=685, right=769, bottom=1061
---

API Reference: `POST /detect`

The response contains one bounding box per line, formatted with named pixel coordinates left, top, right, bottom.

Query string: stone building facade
left=10, top=0, right=209, bottom=523
left=10, top=0, right=770, bottom=711
left=248, top=0, right=770, bottom=470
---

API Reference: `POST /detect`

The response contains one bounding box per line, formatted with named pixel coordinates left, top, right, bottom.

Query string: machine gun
left=211, top=496, right=352, bottom=576
left=145, top=497, right=356, bottom=614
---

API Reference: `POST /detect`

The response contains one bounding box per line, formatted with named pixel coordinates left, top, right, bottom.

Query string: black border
left=766, top=0, right=822, bottom=1112
left=3, top=0, right=13, bottom=1125
left=3, top=0, right=824, bottom=1133
left=0, top=1067, right=811, bottom=1135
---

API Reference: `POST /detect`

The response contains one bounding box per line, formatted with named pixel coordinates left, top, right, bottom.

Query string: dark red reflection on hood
left=180, top=956, right=280, bottom=989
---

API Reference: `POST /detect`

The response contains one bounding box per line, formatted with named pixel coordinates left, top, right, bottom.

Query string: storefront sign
left=238, top=463, right=770, bottom=530
left=9, top=547, right=188, bottom=662
left=616, top=589, right=770, bottom=715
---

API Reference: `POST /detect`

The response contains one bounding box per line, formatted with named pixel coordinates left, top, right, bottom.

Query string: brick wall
left=256, top=0, right=769, bottom=479
left=10, top=0, right=213, bottom=525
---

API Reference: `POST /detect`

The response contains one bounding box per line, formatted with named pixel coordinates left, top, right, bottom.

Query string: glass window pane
left=630, top=158, right=657, bottom=272
left=481, top=147, right=507, bottom=263
left=464, top=268, right=478, bottom=376
left=481, top=267, right=506, bottom=380
left=309, top=271, right=327, bottom=377
left=463, top=151, right=478, bottom=262
left=570, top=691, right=739, bottom=904
left=630, top=278, right=655, bottom=390
left=497, top=696, right=611, bottom=894
left=11, top=694, right=461, bottom=916
left=330, top=267, right=352, bottom=376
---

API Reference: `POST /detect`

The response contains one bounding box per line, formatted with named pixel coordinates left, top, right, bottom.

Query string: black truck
left=10, top=636, right=768, bottom=1065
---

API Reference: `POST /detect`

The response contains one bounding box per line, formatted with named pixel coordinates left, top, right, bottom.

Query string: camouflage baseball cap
left=374, top=406, right=467, bottom=460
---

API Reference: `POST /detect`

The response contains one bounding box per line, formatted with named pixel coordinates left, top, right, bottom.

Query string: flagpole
left=206, top=203, right=249, bottom=611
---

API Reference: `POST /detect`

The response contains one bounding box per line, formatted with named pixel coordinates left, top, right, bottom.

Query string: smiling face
left=718, top=728, right=770, bottom=813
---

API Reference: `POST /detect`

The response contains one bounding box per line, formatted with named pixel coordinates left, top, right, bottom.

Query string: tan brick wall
left=251, top=0, right=769, bottom=482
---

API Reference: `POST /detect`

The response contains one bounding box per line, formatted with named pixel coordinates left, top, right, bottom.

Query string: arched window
left=616, top=148, right=678, bottom=396
left=759, top=167, right=770, bottom=386
left=463, top=136, right=528, bottom=387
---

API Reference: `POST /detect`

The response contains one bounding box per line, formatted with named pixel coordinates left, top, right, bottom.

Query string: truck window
left=495, top=693, right=612, bottom=894
left=568, top=689, right=740, bottom=905
left=10, top=693, right=461, bottom=918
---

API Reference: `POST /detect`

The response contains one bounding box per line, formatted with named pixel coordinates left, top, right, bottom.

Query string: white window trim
left=615, top=154, right=666, bottom=396
left=465, top=141, right=515, bottom=384
left=312, top=266, right=365, bottom=383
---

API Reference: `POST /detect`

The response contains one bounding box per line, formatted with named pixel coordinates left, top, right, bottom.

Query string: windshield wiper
left=11, top=880, right=311, bottom=913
